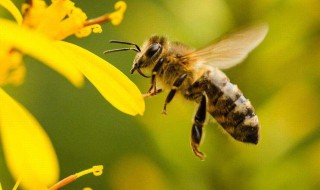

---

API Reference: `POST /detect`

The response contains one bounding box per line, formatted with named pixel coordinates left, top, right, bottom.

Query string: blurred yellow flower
left=0, top=0, right=144, bottom=189
left=0, top=88, right=59, bottom=189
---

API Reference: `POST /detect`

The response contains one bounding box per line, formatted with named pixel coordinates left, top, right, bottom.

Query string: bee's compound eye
left=146, top=43, right=161, bottom=58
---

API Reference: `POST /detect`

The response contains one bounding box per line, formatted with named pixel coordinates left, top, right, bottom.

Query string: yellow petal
left=0, top=18, right=84, bottom=87
left=54, top=41, right=145, bottom=116
left=0, top=88, right=59, bottom=189
left=0, top=0, right=23, bottom=24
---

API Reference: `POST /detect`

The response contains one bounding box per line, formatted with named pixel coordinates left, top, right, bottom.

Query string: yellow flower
left=0, top=0, right=144, bottom=115
left=0, top=0, right=144, bottom=189
left=0, top=88, right=59, bottom=189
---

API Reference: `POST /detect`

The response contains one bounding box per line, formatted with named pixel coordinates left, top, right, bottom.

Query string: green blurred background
left=2, top=0, right=320, bottom=189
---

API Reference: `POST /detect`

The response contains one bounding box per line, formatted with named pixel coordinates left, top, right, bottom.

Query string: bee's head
left=104, top=36, right=167, bottom=78
left=132, top=36, right=167, bottom=77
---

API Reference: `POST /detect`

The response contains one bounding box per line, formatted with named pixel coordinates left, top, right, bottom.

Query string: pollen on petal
left=0, top=88, right=59, bottom=189
left=55, top=41, right=145, bottom=116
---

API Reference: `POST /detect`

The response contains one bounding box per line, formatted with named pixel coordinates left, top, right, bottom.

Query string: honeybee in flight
left=104, top=24, right=268, bottom=160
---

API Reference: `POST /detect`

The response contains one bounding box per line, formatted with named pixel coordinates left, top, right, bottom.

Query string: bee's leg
left=143, top=89, right=163, bottom=98
left=146, top=58, right=165, bottom=96
left=162, top=73, right=188, bottom=114
left=191, top=94, right=206, bottom=160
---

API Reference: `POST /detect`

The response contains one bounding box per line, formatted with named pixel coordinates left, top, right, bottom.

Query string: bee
left=104, top=24, right=268, bottom=160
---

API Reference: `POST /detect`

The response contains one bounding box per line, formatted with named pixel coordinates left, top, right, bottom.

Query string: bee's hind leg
left=162, top=73, right=188, bottom=114
left=191, top=94, right=207, bottom=160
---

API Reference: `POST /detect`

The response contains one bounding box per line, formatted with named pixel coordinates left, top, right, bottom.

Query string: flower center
left=22, top=0, right=127, bottom=40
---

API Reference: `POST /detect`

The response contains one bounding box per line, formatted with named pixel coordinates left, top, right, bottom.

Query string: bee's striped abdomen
left=205, top=68, right=260, bottom=144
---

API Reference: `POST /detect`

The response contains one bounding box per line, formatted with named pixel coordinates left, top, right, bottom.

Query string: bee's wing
left=184, top=24, right=268, bottom=69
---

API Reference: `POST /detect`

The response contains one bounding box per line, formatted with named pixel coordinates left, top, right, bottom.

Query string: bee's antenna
left=103, top=48, right=140, bottom=54
left=109, top=40, right=141, bottom=52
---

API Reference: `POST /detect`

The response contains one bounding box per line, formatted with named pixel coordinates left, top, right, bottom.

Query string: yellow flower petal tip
left=136, top=96, right=145, bottom=116
left=55, top=41, right=145, bottom=116
left=109, top=1, right=127, bottom=25
left=0, top=0, right=23, bottom=24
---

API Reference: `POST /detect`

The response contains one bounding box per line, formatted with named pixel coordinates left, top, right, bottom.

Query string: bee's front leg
left=191, top=94, right=207, bottom=160
left=162, top=73, right=188, bottom=114
left=143, top=89, right=163, bottom=98
left=144, top=58, right=165, bottom=98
